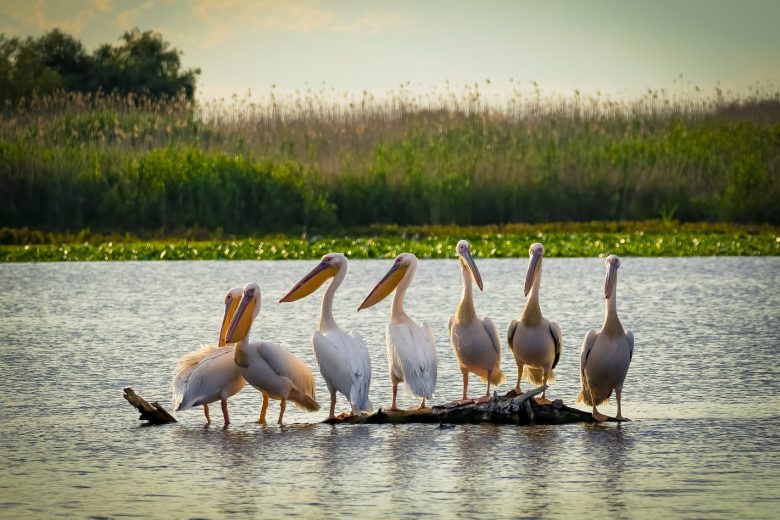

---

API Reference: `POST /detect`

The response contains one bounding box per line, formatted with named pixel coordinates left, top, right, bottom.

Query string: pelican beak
left=358, top=262, right=408, bottom=311
left=605, top=261, right=619, bottom=299
left=524, top=251, right=541, bottom=297
left=460, top=248, right=483, bottom=291
left=226, top=292, right=255, bottom=343
left=280, top=261, right=337, bottom=303
left=218, top=298, right=241, bottom=346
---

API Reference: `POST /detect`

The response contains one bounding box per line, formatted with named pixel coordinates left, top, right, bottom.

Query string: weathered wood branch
left=123, top=387, right=177, bottom=425
left=324, top=386, right=626, bottom=425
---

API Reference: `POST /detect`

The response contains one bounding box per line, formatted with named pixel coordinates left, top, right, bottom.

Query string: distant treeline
left=1, top=84, right=779, bottom=232
left=0, top=29, right=199, bottom=103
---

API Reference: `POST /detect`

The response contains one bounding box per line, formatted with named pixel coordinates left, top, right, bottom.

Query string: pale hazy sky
left=2, top=0, right=778, bottom=99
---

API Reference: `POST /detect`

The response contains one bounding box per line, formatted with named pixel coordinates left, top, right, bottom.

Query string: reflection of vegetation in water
left=2, top=222, right=776, bottom=261
left=1, top=83, right=779, bottom=233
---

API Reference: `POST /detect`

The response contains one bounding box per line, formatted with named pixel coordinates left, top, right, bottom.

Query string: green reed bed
left=2, top=84, right=779, bottom=234
left=3, top=227, right=776, bottom=261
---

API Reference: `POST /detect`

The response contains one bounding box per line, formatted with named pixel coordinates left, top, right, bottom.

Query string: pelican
left=279, top=253, right=372, bottom=419
left=507, top=243, right=562, bottom=403
left=225, top=282, right=320, bottom=425
left=577, top=255, right=634, bottom=422
left=448, top=240, right=504, bottom=404
left=358, top=253, right=437, bottom=411
left=171, top=287, right=246, bottom=426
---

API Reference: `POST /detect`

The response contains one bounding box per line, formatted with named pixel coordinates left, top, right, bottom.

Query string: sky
left=1, top=0, right=778, bottom=99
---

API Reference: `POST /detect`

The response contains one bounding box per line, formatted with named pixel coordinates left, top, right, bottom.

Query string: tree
left=91, top=29, right=200, bottom=99
left=0, top=28, right=200, bottom=103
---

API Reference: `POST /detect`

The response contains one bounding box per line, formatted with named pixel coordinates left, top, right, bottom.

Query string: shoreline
left=2, top=229, right=777, bottom=261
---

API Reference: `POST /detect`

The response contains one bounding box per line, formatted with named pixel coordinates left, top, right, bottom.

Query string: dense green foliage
left=1, top=222, right=777, bottom=261
left=0, top=143, right=333, bottom=232
left=1, top=85, right=779, bottom=233
left=0, top=29, right=199, bottom=102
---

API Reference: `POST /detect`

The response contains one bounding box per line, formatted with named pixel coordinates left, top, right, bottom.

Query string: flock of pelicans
left=171, top=241, right=634, bottom=426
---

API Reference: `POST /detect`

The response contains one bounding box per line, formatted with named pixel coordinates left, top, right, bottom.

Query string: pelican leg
left=221, top=399, right=230, bottom=426
left=259, top=395, right=269, bottom=424
left=389, top=384, right=399, bottom=412
left=475, top=370, right=492, bottom=404
left=278, top=399, right=286, bottom=425
left=203, top=404, right=211, bottom=425
left=615, top=387, right=626, bottom=421
left=328, top=391, right=337, bottom=420
left=514, top=363, right=524, bottom=394
left=455, top=370, right=473, bottom=405
left=534, top=371, right=552, bottom=405
left=585, top=374, right=607, bottom=422
left=418, top=398, right=427, bottom=410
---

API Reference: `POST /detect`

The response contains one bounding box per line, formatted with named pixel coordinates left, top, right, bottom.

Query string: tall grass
left=2, top=81, right=779, bottom=233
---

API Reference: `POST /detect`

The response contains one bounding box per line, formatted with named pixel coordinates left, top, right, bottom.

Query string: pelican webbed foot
left=533, top=396, right=553, bottom=405
left=452, top=398, right=474, bottom=406
left=591, top=410, right=608, bottom=423
left=474, top=395, right=492, bottom=404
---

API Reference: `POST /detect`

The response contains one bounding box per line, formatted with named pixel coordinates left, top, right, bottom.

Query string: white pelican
left=225, top=282, right=320, bottom=425
left=358, top=253, right=437, bottom=411
left=507, top=243, right=562, bottom=403
left=171, top=287, right=246, bottom=426
left=448, top=240, right=504, bottom=404
left=279, top=253, right=372, bottom=419
left=577, top=255, right=634, bottom=422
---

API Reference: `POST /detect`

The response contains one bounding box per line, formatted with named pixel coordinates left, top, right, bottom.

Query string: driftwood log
left=123, top=387, right=177, bottom=425
left=324, top=386, right=626, bottom=425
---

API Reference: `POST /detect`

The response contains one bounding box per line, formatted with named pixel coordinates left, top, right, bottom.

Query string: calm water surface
left=1, top=258, right=779, bottom=519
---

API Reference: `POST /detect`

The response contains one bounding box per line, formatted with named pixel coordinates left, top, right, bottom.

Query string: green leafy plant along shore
left=2, top=222, right=776, bottom=261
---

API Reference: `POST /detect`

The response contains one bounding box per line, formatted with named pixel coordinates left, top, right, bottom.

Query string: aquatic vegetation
left=1, top=83, right=779, bottom=234
left=2, top=224, right=776, bottom=261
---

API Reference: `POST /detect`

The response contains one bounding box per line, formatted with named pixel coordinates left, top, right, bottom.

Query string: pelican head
left=604, top=254, right=621, bottom=299
left=219, top=287, right=244, bottom=346
left=280, top=253, right=346, bottom=303
left=524, top=242, right=545, bottom=297
left=225, top=282, right=261, bottom=343
left=358, top=253, right=416, bottom=311
left=456, top=240, right=483, bottom=291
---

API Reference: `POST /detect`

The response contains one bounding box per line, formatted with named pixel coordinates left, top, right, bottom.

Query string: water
left=1, top=258, right=779, bottom=519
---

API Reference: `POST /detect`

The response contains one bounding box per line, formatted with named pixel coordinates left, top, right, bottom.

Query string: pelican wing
left=313, top=330, right=355, bottom=394
left=388, top=321, right=437, bottom=399
left=347, top=330, right=373, bottom=412
left=171, top=346, right=244, bottom=411
left=256, top=342, right=316, bottom=400
left=173, top=344, right=219, bottom=376
left=580, top=329, right=599, bottom=370
left=550, top=321, right=563, bottom=369
left=626, top=330, right=634, bottom=362
left=507, top=319, right=518, bottom=352
left=482, top=316, right=501, bottom=358
left=423, top=322, right=438, bottom=394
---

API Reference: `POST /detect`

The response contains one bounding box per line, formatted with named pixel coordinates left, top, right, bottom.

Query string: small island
left=324, top=386, right=623, bottom=426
